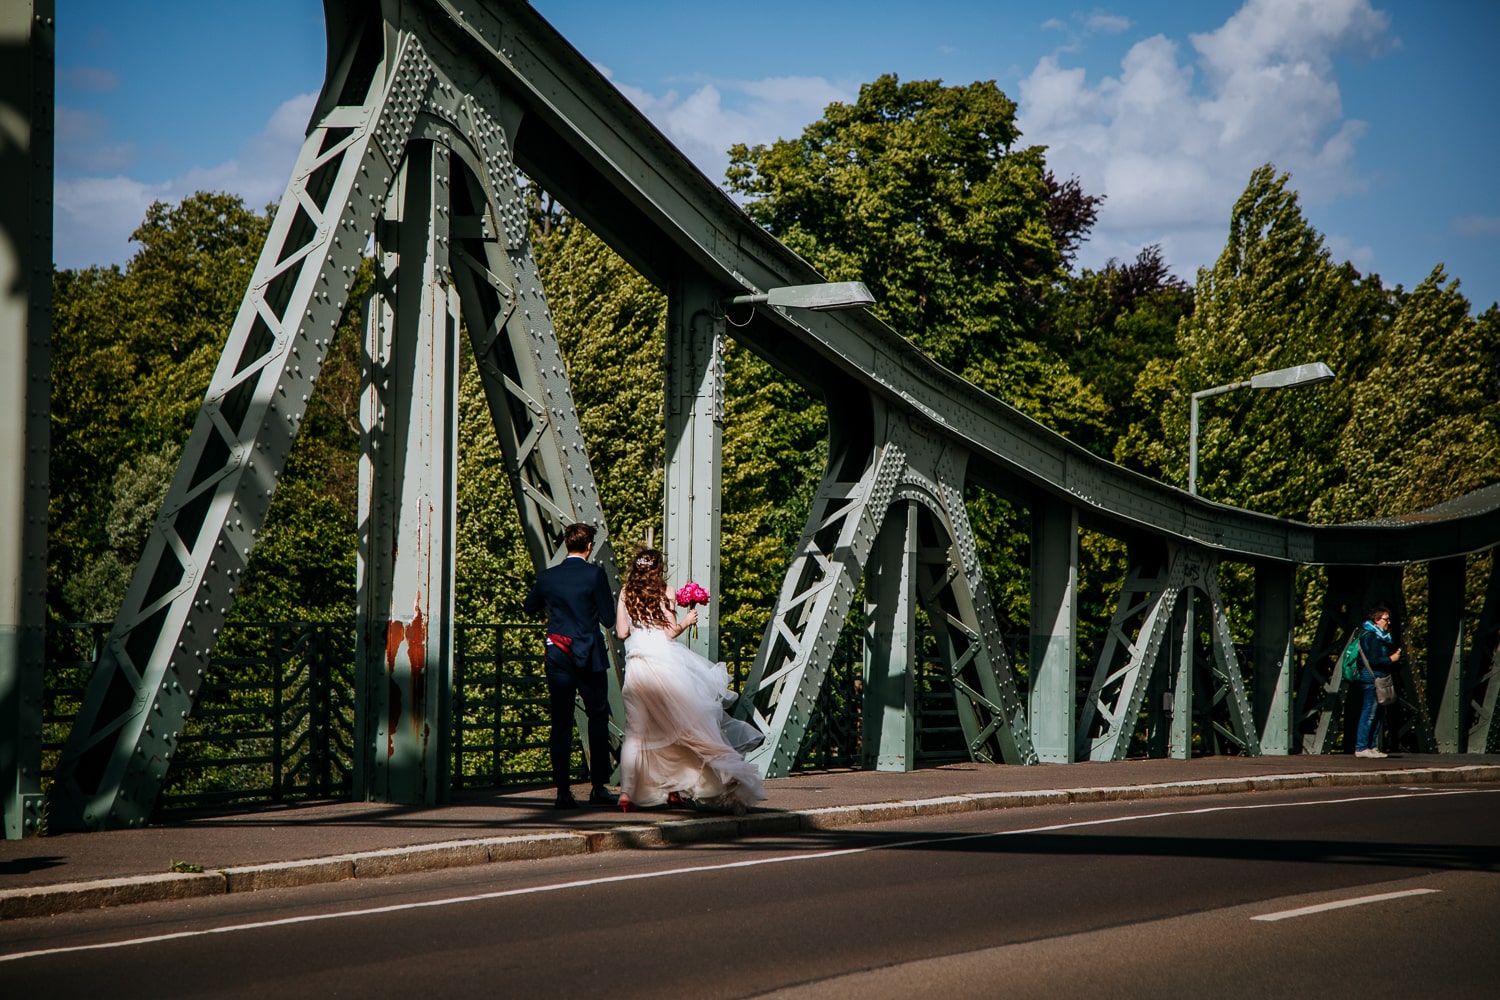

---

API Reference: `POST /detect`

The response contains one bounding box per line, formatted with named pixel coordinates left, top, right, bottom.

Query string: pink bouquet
left=675, top=581, right=711, bottom=608
left=675, top=582, right=710, bottom=641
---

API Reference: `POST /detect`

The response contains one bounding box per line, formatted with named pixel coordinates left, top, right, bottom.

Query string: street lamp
left=724, top=281, right=875, bottom=318
left=1188, top=362, right=1335, bottom=495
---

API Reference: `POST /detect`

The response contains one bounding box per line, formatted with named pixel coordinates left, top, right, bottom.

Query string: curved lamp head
left=727, top=281, right=875, bottom=312
left=1249, top=362, right=1336, bottom=390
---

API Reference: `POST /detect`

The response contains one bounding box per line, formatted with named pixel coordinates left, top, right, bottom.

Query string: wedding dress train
left=619, top=626, right=766, bottom=809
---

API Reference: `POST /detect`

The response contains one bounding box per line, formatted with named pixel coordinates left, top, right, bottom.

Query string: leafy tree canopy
left=1043, top=245, right=1192, bottom=456
left=726, top=75, right=1086, bottom=383
left=50, top=191, right=363, bottom=624
left=1116, top=165, right=1389, bottom=519
left=1326, top=271, right=1500, bottom=521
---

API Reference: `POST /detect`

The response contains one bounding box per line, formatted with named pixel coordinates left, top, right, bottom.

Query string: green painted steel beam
left=1029, top=506, right=1078, bottom=762
left=864, top=502, right=918, bottom=771
left=354, top=141, right=459, bottom=805
left=1, top=0, right=52, bottom=840
left=1252, top=563, right=1296, bottom=754
left=1428, top=557, right=1467, bottom=752
left=663, top=275, right=725, bottom=659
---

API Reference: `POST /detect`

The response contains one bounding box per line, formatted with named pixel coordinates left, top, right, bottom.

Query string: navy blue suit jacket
left=523, top=555, right=615, bottom=672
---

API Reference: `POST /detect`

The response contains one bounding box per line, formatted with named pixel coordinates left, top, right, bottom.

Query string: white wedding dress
left=619, top=621, right=767, bottom=810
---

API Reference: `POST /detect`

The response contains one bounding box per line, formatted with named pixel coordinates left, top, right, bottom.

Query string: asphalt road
left=4, top=783, right=1498, bottom=998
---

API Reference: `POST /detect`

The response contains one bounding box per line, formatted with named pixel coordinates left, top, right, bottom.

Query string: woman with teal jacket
left=1354, top=605, right=1401, bottom=758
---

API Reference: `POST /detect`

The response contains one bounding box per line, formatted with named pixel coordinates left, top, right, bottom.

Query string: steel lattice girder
left=48, top=22, right=406, bottom=830
left=902, top=445, right=1034, bottom=767
left=50, top=8, right=623, bottom=829
left=1077, top=547, right=1181, bottom=762
left=1195, top=564, right=1261, bottom=756
left=741, top=400, right=1034, bottom=777
left=432, top=99, right=629, bottom=770
left=1076, top=544, right=1256, bottom=761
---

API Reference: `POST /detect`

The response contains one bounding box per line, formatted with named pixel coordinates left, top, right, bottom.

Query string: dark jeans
left=1356, top=669, right=1384, bottom=751
left=545, top=645, right=612, bottom=792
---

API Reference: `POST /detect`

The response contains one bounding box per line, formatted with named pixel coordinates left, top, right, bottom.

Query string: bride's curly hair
left=623, top=548, right=672, bottom=629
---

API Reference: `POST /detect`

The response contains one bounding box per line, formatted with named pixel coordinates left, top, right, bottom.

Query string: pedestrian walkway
left=4, top=754, right=1498, bottom=919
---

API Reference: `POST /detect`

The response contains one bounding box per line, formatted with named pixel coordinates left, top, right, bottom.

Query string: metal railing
left=44, top=623, right=358, bottom=811
left=44, top=621, right=894, bottom=813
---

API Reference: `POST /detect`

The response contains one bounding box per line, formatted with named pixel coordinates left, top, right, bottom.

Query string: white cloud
left=1043, top=10, right=1135, bottom=51
left=1454, top=215, right=1500, bottom=238
left=56, top=106, right=135, bottom=172
left=57, top=66, right=121, bottom=92
left=54, top=93, right=316, bottom=270
left=1087, top=14, right=1132, bottom=35
left=1017, top=0, right=1392, bottom=279
left=599, top=63, right=851, bottom=186
left=1324, top=231, right=1375, bottom=271
left=175, top=92, right=317, bottom=211
left=53, top=174, right=170, bottom=269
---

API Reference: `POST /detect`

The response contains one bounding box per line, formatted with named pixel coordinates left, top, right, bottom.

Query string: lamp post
left=1188, top=362, right=1335, bottom=495
left=668, top=279, right=876, bottom=659
left=1177, top=361, right=1335, bottom=759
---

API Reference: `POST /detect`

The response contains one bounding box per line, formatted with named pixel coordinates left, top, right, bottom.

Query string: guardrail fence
left=44, top=622, right=930, bottom=814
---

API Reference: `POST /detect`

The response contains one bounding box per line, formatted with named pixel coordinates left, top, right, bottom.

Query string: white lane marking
left=1252, top=888, right=1440, bottom=922
left=2, top=786, right=1493, bottom=964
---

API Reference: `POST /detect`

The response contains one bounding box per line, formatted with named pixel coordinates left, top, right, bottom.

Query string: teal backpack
left=1339, top=633, right=1364, bottom=682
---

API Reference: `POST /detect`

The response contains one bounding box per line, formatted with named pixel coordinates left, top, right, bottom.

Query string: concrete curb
left=4, top=765, right=1497, bottom=920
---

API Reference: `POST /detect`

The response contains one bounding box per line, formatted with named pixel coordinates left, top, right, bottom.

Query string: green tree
left=61, top=444, right=179, bottom=622
left=1044, top=246, right=1193, bottom=459
left=726, top=75, right=1091, bottom=401
left=50, top=192, right=364, bottom=624
left=1117, top=166, right=1385, bottom=518
left=1325, top=273, right=1500, bottom=520
left=726, top=75, right=1116, bottom=634
left=455, top=216, right=669, bottom=622
left=1115, top=165, right=1499, bottom=684
left=49, top=192, right=271, bottom=620
left=717, top=348, right=827, bottom=630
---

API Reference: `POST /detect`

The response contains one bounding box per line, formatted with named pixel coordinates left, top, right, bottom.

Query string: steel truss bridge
left=5, top=0, right=1500, bottom=836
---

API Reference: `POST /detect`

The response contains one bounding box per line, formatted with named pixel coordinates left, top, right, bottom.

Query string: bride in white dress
left=615, top=549, right=766, bottom=813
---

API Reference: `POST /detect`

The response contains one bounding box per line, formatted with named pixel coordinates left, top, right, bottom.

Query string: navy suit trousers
left=545, top=644, right=612, bottom=791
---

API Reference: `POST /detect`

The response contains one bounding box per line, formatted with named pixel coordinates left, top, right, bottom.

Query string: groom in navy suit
left=523, top=522, right=618, bottom=808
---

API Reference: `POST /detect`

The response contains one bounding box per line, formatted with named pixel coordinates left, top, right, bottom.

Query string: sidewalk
left=4, top=754, right=1498, bottom=919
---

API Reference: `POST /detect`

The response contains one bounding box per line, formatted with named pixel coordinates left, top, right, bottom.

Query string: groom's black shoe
left=554, top=790, right=579, bottom=810
left=588, top=786, right=618, bottom=807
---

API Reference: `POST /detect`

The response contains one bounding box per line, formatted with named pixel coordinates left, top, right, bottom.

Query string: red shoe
left=666, top=792, right=684, bottom=808
left=619, top=794, right=635, bottom=813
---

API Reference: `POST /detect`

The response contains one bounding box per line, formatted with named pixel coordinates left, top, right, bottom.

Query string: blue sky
left=56, top=0, right=1500, bottom=311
